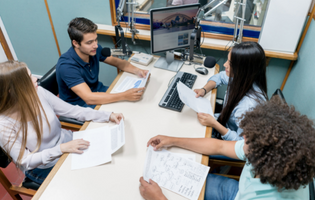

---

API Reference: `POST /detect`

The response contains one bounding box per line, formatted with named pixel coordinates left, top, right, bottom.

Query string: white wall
left=0, top=44, right=7, bottom=62
left=259, top=0, right=312, bottom=53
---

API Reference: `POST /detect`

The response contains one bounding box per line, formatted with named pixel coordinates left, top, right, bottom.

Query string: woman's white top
left=0, top=87, right=112, bottom=171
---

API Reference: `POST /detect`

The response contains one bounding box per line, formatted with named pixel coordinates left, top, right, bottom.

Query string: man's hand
left=60, top=139, right=90, bottom=154
left=139, top=177, right=167, bottom=200
left=123, top=87, right=145, bottom=101
left=109, top=113, right=124, bottom=124
left=147, top=135, right=174, bottom=151
left=197, top=113, right=216, bottom=127
left=135, top=68, right=149, bottom=78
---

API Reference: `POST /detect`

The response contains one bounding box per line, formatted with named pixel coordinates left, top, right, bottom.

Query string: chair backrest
left=271, top=89, right=286, bottom=103
left=37, top=65, right=59, bottom=96
left=0, top=147, right=10, bottom=168
left=310, top=180, right=315, bottom=200
left=0, top=147, right=37, bottom=199
left=37, top=65, right=84, bottom=130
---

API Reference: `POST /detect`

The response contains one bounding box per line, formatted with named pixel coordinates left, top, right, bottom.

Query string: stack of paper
left=71, top=119, right=125, bottom=170
left=177, top=82, right=213, bottom=116
left=143, top=146, right=210, bottom=200
left=113, top=70, right=151, bottom=93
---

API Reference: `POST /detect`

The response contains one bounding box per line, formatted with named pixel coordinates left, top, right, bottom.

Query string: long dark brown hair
left=0, top=61, right=49, bottom=167
left=218, top=42, right=268, bottom=126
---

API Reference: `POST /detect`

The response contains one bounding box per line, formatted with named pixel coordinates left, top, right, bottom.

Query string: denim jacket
left=209, top=71, right=266, bottom=141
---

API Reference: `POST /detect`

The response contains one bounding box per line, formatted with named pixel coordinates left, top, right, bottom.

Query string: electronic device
left=194, top=56, right=216, bottom=75
left=204, top=56, right=216, bottom=68
left=101, top=47, right=111, bottom=57
left=130, top=53, right=154, bottom=66
left=150, top=4, right=200, bottom=72
left=158, top=72, right=197, bottom=112
left=190, top=0, right=228, bottom=61
left=195, top=67, right=208, bottom=75
left=102, top=47, right=132, bottom=57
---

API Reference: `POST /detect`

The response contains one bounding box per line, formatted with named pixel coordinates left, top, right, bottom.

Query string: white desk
left=33, top=57, right=218, bottom=200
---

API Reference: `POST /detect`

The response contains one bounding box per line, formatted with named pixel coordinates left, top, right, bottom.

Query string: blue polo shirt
left=56, top=45, right=108, bottom=108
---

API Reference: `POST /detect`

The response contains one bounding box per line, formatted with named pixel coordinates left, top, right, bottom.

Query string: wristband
left=202, top=88, right=207, bottom=95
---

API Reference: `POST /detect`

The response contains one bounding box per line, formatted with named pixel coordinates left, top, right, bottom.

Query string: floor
left=0, top=163, right=32, bottom=200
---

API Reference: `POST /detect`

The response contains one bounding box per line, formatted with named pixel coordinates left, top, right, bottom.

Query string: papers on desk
left=177, top=82, right=213, bottom=116
left=71, top=119, right=125, bottom=170
left=113, top=70, right=151, bottom=93
left=143, top=146, right=210, bottom=200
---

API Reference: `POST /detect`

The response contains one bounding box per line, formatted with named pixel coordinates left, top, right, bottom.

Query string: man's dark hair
left=240, top=95, right=315, bottom=190
left=68, top=17, right=98, bottom=47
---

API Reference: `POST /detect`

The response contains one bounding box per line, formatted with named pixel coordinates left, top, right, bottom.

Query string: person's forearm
left=172, top=137, right=224, bottom=156
left=212, top=121, right=229, bottom=136
left=84, top=92, right=127, bottom=105
left=116, top=60, right=138, bottom=74
left=203, top=80, right=216, bottom=94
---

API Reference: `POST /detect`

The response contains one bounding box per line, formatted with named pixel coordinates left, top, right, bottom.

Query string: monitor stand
left=154, top=51, right=183, bottom=72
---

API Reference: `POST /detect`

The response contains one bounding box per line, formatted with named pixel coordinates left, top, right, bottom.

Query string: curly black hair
left=240, top=95, right=315, bottom=190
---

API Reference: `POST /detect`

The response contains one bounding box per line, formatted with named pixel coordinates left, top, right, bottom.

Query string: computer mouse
left=195, top=67, right=208, bottom=75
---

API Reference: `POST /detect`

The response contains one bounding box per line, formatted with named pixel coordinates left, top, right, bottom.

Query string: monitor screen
left=150, top=4, right=200, bottom=54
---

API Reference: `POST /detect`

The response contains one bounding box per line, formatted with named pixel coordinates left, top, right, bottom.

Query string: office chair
left=209, top=88, right=287, bottom=181
left=37, top=65, right=84, bottom=131
left=310, top=180, right=315, bottom=200
left=0, top=147, right=38, bottom=200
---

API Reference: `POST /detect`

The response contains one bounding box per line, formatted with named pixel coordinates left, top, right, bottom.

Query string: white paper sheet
left=177, top=82, right=213, bottom=116
left=143, top=146, right=210, bottom=200
left=110, top=119, right=125, bottom=154
left=71, top=126, right=112, bottom=170
left=113, top=70, right=151, bottom=93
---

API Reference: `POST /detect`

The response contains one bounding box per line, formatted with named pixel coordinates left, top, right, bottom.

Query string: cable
left=135, top=34, right=149, bottom=54
left=168, top=75, right=176, bottom=87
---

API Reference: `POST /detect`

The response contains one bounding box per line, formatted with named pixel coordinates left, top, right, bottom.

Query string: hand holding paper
left=177, top=82, right=213, bottom=116
left=197, top=112, right=217, bottom=127
left=113, top=70, right=151, bottom=93
left=143, top=146, right=209, bottom=200
left=71, top=119, right=126, bottom=170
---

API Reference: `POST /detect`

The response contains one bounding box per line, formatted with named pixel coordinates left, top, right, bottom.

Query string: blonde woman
left=0, top=61, right=123, bottom=185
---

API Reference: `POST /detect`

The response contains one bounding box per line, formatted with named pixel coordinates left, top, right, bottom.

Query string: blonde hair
left=0, top=61, right=50, bottom=167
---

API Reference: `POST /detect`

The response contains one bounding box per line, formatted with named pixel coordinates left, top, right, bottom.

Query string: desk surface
left=96, top=24, right=298, bottom=61
left=33, top=58, right=218, bottom=200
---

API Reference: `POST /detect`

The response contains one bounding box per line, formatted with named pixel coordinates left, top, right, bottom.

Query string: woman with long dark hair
left=0, top=61, right=123, bottom=185
left=194, top=42, right=268, bottom=140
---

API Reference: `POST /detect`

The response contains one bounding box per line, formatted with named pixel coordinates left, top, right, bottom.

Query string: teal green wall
left=0, top=1, right=295, bottom=102
left=0, top=0, right=115, bottom=86
left=283, top=21, right=315, bottom=120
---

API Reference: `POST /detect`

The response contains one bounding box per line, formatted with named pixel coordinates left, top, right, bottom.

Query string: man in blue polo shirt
left=56, top=17, right=148, bottom=108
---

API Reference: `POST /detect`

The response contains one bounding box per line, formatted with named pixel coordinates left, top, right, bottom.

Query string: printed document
left=113, top=70, right=151, bottom=93
left=71, top=126, right=111, bottom=170
left=110, top=119, right=125, bottom=154
left=71, top=119, right=125, bottom=170
left=177, top=82, right=213, bottom=116
left=143, top=146, right=210, bottom=200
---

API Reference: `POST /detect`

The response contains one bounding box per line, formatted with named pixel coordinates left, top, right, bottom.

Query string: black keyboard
left=159, top=72, right=197, bottom=112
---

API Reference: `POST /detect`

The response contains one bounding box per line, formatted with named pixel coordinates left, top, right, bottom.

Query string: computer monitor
left=150, top=4, right=200, bottom=72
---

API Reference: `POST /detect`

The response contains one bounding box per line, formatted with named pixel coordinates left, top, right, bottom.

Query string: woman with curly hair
left=140, top=96, right=315, bottom=200
left=195, top=41, right=268, bottom=141
left=0, top=61, right=123, bottom=186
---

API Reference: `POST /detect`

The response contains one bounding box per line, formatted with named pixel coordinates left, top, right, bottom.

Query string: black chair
left=0, top=147, right=38, bottom=199
left=37, top=66, right=84, bottom=131
left=310, top=180, right=315, bottom=200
